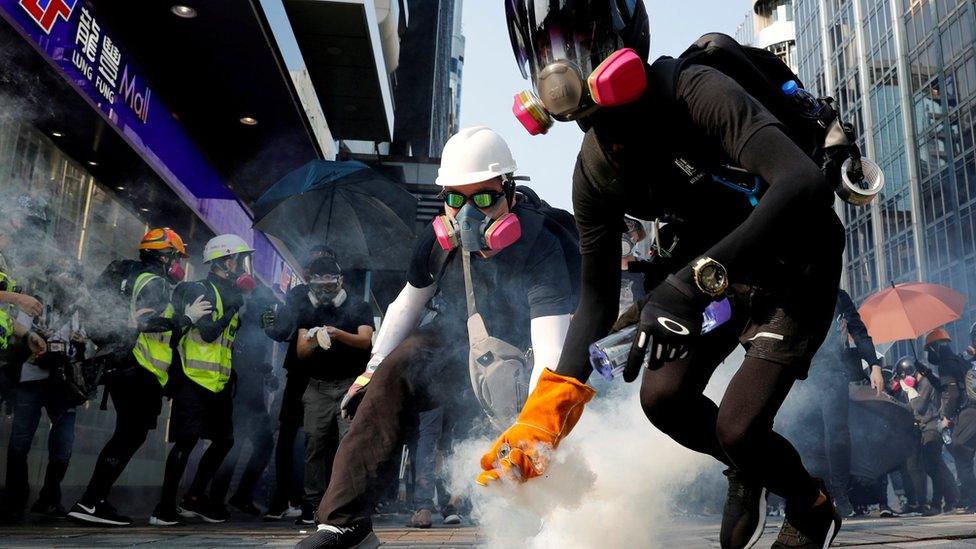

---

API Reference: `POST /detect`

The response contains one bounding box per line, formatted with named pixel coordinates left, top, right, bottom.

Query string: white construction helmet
left=436, top=126, right=518, bottom=187
left=203, top=234, right=254, bottom=263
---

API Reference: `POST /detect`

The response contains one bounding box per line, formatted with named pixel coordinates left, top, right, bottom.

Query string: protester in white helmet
left=296, top=126, right=578, bottom=548
left=150, top=234, right=255, bottom=526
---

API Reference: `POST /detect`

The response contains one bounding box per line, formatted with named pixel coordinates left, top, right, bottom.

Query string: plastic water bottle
left=782, top=80, right=824, bottom=120
left=589, top=298, right=733, bottom=381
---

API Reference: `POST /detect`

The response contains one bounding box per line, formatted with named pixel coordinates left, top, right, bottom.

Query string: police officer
left=482, top=3, right=848, bottom=548
left=68, top=228, right=191, bottom=526
left=150, top=234, right=253, bottom=525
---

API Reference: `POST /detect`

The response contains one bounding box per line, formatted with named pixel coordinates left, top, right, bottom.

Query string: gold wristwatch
left=692, top=257, right=728, bottom=298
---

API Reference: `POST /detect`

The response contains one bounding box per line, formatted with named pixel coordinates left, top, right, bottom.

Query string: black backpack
left=650, top=33, right=859, bottom=187
left=515, top=185, right=582, bottom=309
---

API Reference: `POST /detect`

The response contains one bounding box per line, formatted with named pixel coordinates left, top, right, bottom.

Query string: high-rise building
left=794, top=0, right=976, bottom=343
left=736, top=0, right=799, bottom=72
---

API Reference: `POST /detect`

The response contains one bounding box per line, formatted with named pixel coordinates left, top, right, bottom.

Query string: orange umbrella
left=858, top=283, right=967, bottom=344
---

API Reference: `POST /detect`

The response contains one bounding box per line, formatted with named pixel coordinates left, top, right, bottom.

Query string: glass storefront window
left=0, top=118, right=146, bottom=280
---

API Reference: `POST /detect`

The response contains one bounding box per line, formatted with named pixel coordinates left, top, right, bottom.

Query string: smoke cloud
left=445, top=349, right=747, bottom=549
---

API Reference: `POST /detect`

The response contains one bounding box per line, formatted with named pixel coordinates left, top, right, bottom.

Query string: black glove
left=624, top=274, right=707, bottom=382
left=261, top=307, right=277, bottom=330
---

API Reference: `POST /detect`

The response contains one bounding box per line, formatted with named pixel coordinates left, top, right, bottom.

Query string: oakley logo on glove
left=657, top=317, right=691, bottom=336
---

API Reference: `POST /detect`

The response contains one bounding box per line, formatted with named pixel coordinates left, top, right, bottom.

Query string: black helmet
left=506, top=0, right=650, bottom=94
left=895, top=356, right=917, bottom=377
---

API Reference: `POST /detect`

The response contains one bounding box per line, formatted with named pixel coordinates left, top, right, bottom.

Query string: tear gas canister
left=589, top=298, right=732, bottom=380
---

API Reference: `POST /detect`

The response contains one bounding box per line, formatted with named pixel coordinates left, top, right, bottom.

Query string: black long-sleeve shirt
left=557, top=63, right=844, bottom=381
left=811, top=289, right=879, bottom=376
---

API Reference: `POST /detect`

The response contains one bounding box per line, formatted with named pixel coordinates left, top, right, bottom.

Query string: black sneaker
left=296, top=506, right=316, bottom=526
left=31, top=500, right=67, bottom=519
left=177, top=495, right=227, bottom=524
left=67, top=500, right=132, bottom=526
left=720, top=468, right=768, bottom=549
left=878, top=505, right=894, bottom=518
left=263, top=503, right=288, bottom=521
left=295, top=519, right=380, bottom=549
left=771, top=481, right=842, bottom=549
left=149, top=504, right=186, bottom=527
left=229, top=496, right=262, bottom=516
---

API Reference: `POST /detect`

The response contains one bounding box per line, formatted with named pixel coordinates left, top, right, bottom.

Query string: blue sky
left=459, top=0, right=754, bottom=210
left=261, top=0, right=753, bottom=211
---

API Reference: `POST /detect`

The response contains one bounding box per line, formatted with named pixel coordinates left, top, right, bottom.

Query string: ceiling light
left=116, top=186, right=125, bottom=191
left=51, top=131, right=64, bottom=137
left=239, top=116, right=258, bottom=126
left=139, top=207, right=150, bottom=212
left=87, top=160, right=98, bottom=166
left=171, top=5, right=197, bottom=18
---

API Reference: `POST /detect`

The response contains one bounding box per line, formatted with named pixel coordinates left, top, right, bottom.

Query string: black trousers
left=81, top=366, right=163, bottom=506
left=316, top=331, right=473, bottom=525
left=210, top=401, right=275, bottom=505
left=268, top=372, right=308, bottom=510
left=638, top=313, right=823, bottom=510
left=921, top=438, right=958, bottom=509
left=791, top=366, right=852, bottom=504
left=951, top=442, right=976, bottom=507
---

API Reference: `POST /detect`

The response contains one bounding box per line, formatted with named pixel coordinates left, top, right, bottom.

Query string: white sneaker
left=285, top=505, right=303, bottom=518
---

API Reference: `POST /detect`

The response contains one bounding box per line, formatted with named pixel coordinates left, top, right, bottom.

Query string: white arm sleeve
left=529, top=314, right=572, bottom=391
left=368, top=283, right=437, bottom=372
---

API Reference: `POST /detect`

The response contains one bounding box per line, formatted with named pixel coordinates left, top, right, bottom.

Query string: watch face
left=699, top=264, right=727, bottom=292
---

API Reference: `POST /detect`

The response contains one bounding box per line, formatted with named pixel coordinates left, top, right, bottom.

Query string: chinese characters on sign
left=69, top=6, right=150, bottom=123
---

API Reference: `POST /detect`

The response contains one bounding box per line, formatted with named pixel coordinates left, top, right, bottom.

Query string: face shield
left=309, top=273, right=344, bottom=307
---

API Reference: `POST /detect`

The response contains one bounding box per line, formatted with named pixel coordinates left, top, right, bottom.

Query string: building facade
left=795, top=0, right=976, bottom=344
left=737, top=0, right=799, bottom=72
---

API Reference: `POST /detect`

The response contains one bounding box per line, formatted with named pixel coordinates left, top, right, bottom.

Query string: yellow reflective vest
left=180, top=282, right=238, bottom=393
left=0, top=266, right=17, bottom=350
left=130, top=272, right=175, bottom=386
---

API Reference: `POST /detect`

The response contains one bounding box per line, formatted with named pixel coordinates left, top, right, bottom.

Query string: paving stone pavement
left=4, top=513, right=976, bottom=547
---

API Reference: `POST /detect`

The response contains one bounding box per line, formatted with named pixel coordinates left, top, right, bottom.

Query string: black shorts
left=169, top=378, right=234, bottom=443
left=733, top=270, right=838, bottom=379
left=107, top=363, right=164, bottom=432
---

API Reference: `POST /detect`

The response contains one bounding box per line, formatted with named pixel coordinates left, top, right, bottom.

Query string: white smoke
left=445, top=349, right=747, bottom=549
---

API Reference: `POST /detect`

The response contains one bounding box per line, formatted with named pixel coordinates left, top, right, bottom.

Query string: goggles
left=442, top=189, right=507, bottom=210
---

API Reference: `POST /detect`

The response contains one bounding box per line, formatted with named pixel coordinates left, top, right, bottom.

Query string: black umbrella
left=848, top=385, right=919, bottom=481
left=253, top=160, right=418, bottom=271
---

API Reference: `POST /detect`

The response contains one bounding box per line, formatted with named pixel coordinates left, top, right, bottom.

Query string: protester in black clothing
left=210, top=283, right=279, bottom=516
left=481, top=4, right=848, bottom=548
left=925, top=329, right=976, bottom=510
left=150, top=234, right=254, bottom=526
left=68, top=228, right=190, bottom=527
left=262, top=245, right=337, bottom=521
left=296, top=127, right=576, bottom=548
left=893, top=357, right=958, bottom=513
left=791, top=290, right=882, bottom=517
left=294, top=257, right=373, bottom=525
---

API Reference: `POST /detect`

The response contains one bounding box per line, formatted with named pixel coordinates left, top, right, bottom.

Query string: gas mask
left=506, top=0, right=650, bottom=135
left=514, top=48, right=647, bottom=135
left=308, top=274, right=346, bottom=308
left=220, top=254, right=255, bottom=291
left=433, top=202, right=522, bottom=253
left=163, top=253, right=186, bottom=283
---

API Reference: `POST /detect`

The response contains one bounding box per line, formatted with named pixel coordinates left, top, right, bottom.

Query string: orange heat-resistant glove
left=476, top=368, right=596, bottom=486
